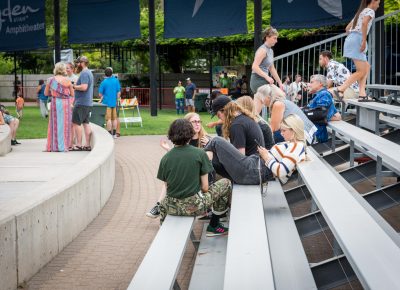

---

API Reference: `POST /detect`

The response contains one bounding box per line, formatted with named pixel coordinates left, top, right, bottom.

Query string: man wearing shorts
left=185, top=77, right=196, bottom=112
left=99, top=67, right=121, bottom=138
left=72, top=56, right=93, bottom=151
left=319, top=50, right=359, bottom=101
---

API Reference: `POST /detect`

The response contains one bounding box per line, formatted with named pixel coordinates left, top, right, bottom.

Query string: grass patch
left=6, top=105, right=216, bottom=139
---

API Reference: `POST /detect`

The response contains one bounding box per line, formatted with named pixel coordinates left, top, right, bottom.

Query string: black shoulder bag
left=302, top=106, right=328, bottom=125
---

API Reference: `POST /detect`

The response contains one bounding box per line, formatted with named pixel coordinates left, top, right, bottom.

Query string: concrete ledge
left=0, top=124, right=11, bottom=156
left=0, top=124, right=115, bottom=290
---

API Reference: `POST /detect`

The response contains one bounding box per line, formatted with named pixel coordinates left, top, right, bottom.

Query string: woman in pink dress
left=45, top=62, right=75, bottom=152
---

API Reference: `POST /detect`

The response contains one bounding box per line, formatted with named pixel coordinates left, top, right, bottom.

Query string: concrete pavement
left=0, top=139, right=88, bottom=216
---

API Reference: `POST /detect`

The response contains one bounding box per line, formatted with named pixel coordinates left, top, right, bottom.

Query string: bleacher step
left=188, top=223, right=228, bottom=290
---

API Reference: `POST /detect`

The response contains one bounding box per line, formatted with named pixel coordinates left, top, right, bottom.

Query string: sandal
left=82, top=146, right=92, bottom=151
left=70, top=146, right=83, bottom=151
left=358, top=95, right=374, bottom=102
left=332, top=88, right=344, bottom=101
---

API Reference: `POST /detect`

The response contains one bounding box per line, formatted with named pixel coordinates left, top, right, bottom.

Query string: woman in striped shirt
left=204, top=114, right=306, bottom=185
left=258, top=114, right=307, bottom=184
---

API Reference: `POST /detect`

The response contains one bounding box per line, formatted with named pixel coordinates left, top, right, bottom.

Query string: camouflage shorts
left=160, top=178, right=232, bottom=223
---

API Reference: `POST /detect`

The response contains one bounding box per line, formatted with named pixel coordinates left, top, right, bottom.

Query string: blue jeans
left=205, top=137, right=272, bottom=185
left=175, top=98, right=184, bottom=114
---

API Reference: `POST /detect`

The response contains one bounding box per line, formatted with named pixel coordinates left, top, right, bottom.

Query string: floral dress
left=46, top=77, right=72, bottom=152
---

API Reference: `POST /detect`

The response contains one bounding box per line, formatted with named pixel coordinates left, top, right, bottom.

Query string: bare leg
left=83, top=123, right=92, bottom=147
left=112, top=119, right=117, bottom=131
left=338, top=59, right=368, bottom=94
left=106, top=119, right=112, bottom=131
left=10, top=119, right=19, bottom=139
left=74, top=123, right=82, bottom=146
left=116, top=118, right=120, bottom=135
left=358, top=62, right=370, bottom=96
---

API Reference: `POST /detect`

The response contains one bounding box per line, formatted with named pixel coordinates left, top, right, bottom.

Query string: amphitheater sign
left=0, top=0, right=47, bottom=51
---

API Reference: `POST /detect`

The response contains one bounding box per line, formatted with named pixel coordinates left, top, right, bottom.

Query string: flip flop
left=358, top=96, right=375, bottom=102
left=70, top=146, right=83, bottom=151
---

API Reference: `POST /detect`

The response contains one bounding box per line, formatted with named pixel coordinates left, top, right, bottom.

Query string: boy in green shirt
left=157, top=118, right=231, bottom=236
left=173, top=81, right=186, bottom=114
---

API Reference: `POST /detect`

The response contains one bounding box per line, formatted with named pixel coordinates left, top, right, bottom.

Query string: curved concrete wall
left=0, top=124, right=11, bottom=156
left=0, top=124, right=115, bottom=290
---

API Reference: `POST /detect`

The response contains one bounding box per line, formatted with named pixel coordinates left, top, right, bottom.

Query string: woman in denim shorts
left=333, top=0, right=380, bottom=102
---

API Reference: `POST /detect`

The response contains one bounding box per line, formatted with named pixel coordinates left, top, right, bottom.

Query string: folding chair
left=119, top=97, right=143, bottom=128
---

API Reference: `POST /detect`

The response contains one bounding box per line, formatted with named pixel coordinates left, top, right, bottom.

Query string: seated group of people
left=147, top=72, right=341, bottom=237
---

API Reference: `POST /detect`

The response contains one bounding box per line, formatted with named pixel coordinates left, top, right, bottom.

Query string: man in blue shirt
left=307, top=74, right=341, bottom=143
left=99, top=67, right=121, bottom=138
left=72, top=56, right=94, bottom=151
left=185, top=77, right=196, bottom=112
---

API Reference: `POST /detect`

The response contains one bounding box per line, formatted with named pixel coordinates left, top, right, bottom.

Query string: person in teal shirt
left=173, top=80, right=185, bottom=114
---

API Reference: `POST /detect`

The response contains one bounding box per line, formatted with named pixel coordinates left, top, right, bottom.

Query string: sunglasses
left=191, top=120, right=202, bottom=124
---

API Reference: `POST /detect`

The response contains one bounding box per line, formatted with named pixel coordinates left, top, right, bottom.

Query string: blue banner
left=271, top=0, right=359, bottom=29
left=68, top=0, right=140, bottom=44
left=0, top=0, right=47, bottom=51
left=164, top=0, right=247, bottom=38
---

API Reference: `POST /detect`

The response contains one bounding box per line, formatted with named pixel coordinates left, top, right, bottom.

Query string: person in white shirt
left=289, top=75, right=306, bottom=104
left=319, top=50, right=359, bottom=101
left=333, top=0, right=380, bottom=102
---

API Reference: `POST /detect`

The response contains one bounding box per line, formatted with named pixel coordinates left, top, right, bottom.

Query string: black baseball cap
left=211, top=95, right=231, bottom=117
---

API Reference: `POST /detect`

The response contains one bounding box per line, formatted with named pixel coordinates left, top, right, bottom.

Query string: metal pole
left=109, top=43, right=112, bottom=68
left=149, top=0, right=158, bottom=116
left=254, top=0, right=262, bottom=51
left=209, top=50, right=213, bottom=96
left=158, top=55, right=162, bottom=110
left=54, top=0, right=61, bottom=63
left=374, top=1, right=384, bottom=84
left=13, top=52, right=17, bottom=100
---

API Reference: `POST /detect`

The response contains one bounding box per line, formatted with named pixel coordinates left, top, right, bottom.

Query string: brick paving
left=25, top=135, right=201, bottom=290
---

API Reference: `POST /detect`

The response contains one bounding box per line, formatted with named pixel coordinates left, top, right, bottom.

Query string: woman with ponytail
left=333, top=0, right=380, bottom=102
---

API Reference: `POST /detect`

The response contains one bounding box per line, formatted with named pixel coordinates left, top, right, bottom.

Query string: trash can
left=195, top=93, right=208, bottom=112
left=90, top=102, right=107, bottom=127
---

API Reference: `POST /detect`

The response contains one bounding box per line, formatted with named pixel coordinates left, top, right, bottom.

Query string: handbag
left=303, top=106, right=328, bottom=124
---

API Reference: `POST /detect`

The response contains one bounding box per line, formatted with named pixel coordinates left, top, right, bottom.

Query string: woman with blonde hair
left=45, top=62, right=74, bottom=152
left=254, top=84, right=317, bottom=144
left=205, top=114, right=307, bottom=185
left=147, top=112, right=211, bottom=218
left=250, top=26, right=284, bottom=94
left=236, top=95, right=275, bottom=150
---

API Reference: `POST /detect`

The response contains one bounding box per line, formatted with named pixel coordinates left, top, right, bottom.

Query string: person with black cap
left=204, top=114, right=307, bottom=185
left=207, top=95, right=266, bottom=182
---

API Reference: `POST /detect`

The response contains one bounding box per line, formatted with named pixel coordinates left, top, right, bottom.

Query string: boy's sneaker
left=206, top=223, right=229, bottom=237
left=146, top=202, right=160, bottom=218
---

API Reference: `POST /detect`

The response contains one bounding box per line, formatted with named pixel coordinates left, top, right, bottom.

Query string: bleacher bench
left=296, top=148, right=400, bottom=289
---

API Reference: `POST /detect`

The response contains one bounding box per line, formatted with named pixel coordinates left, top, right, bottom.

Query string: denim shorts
left=3, top=113, right=15, bottom=124
left=343, top=32, right=367, bottom=62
